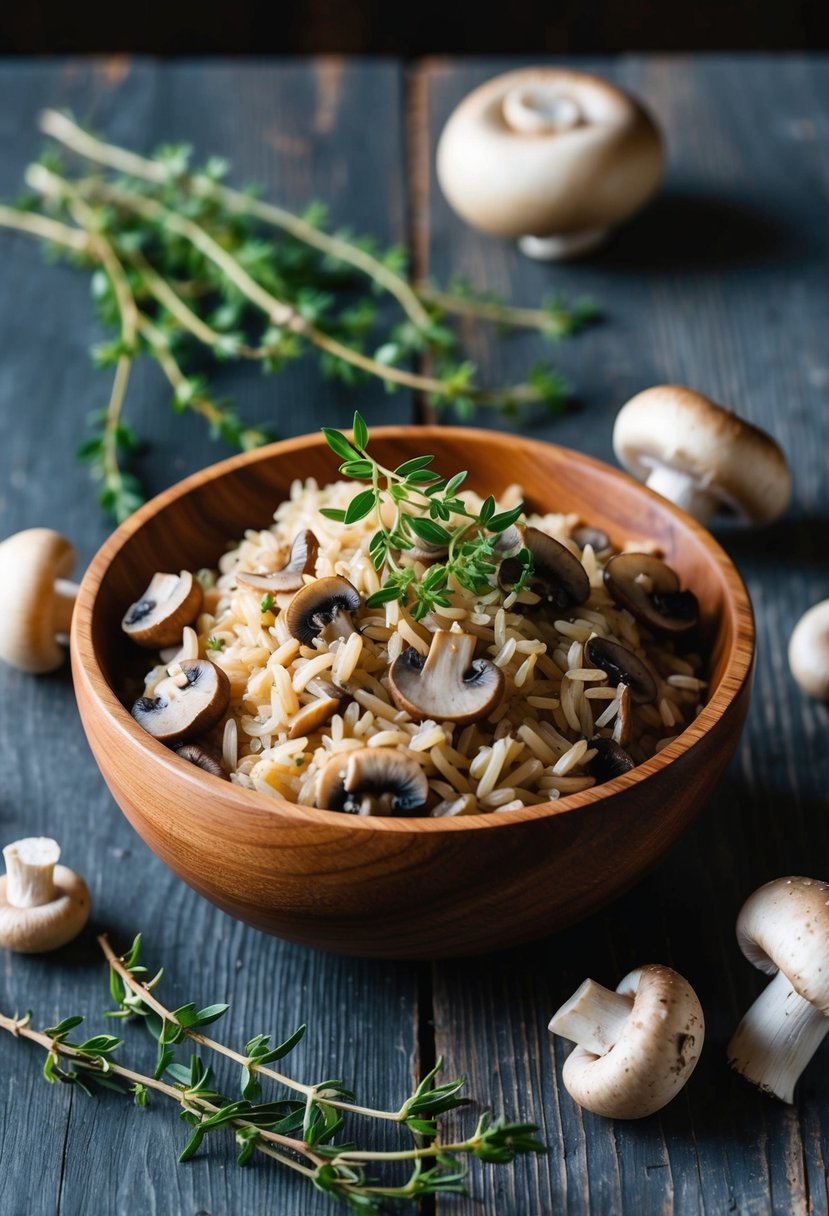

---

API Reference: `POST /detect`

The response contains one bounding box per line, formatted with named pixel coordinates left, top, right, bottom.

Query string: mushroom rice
left=137, top=477, right=706, bottom=816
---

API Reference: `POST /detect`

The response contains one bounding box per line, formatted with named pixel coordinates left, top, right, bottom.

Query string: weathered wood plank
left=416, top=54, right=829, bottom=1216
left=0, top=58, right=419, bottom=1216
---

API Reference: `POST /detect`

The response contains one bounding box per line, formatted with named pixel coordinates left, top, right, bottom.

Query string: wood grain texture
left=0, top=58, right=419, bottom=1216
left=71, top=427, right=753, bottom=958
left=417, top=55, right=829, bottom=1215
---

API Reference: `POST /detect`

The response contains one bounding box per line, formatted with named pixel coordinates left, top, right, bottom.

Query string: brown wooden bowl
left=71, top=428, right=754, bottom=959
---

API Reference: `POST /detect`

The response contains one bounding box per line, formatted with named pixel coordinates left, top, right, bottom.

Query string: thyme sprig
left=322, top=412, right=533, bottom=619
left=0, top=934, right=544, bottom=1211
left=0, top=109, right=597, bottom=520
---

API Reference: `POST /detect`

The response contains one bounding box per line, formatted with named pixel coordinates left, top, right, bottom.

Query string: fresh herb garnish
left=0, top=110, right=597, bottom=521
left=206, top=636, right=225, bottom=651
left=0, top=934, right=545, bottom=1210
left=323, top=413, right=533, bottom=620
left=259, top=593, right=275, bottom=614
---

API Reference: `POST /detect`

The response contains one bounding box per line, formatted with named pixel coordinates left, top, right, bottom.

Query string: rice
left=141, top=477, right=706, bottom=815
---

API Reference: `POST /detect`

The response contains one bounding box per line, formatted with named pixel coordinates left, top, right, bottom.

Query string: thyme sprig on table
left=322, top=412, right=533, bottom=620
left=0, top=934, right=544, bottom=1211
left=0, top=108, right=596, bottom=521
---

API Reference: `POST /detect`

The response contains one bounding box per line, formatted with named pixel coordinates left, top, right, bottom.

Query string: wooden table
left=0, top=55, right=827, bottom=1216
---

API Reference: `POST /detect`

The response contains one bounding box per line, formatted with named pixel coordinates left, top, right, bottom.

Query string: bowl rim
left=72, top=426, right=755, bottom=834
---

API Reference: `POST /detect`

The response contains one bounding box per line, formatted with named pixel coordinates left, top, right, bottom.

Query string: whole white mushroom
left=549, top=963, right=705, bottom=1118
left=0, top=528, right=79, bottom=672
left=788, top=600, right=829, bottom=701
left=436, top=66, right=663, bottom=260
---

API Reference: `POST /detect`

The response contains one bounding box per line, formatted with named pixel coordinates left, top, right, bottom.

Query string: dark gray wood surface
left=0, top=54, right=827, bottom=1216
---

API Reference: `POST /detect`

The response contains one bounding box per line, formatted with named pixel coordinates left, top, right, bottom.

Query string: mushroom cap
left=501, top=526, right=590, bottom=610
left=735, top=876, right=829, bottom=1015
left=0, top=528, right=75, bottom=673
left=388, top=630, right=504, bottom=725
left=317, top=747, right=429, bottom=815
left=613, top=385, right=791, bottom=525
left=436, top=67, right=663, bottom=239
left=587, top=736, right=635, bottom=784
left=603, top=552, right=699, bottom=636
left=584, top=636, right=657, bottom=704
left=131, top=658, right=231, bottom=744
left=237, top=529, right=320, bottom=594
left=788, top=600, right=829, bottom=701
left=0, top=864, right=90, bottom=953
left=121, top=570, right=204, bottom=648
left=559, top=964, right=704, bottom=1119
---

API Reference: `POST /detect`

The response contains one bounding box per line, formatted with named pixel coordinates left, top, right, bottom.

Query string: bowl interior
left=83, top=427, right=752, bottom=819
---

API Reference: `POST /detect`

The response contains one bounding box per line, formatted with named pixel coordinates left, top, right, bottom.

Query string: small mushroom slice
left=288, top=695, right=343, bottom=740
left=317, top=748, right=429, bottom=816
left=500, top=526, right=589, bottom=610
left=389, top=630, right=504, bottom=725
left=603, top=553, right=699, bottom=636
left=131, top=659, right=230, bottom=744
left=122, top=571, right=203, bottom=648
left=284, top=576, right=362, bottom=646
left=588, top=736, right=635, bottom=785
left=585, top=636, right=657, bottom=704
left=173, top=742, right=229, bottom=779
left=236, top=530, right=319, bottom=594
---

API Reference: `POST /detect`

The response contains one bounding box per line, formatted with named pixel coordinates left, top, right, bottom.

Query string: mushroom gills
left=317, top=748, right=429, bottom=816
left=388, top=630, right=504, bottom=725
left=285, top=576, right=362, bottom=646
left=173, top=742, right=229, bottom=779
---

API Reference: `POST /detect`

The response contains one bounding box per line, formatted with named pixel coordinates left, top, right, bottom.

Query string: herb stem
left=417, top=283, right=588, bottom=338
left=99, top=935, right=404, bottom=1121
left=0, top=203, right=90, bottom=251
left=39, top=107, right=433, bottom=332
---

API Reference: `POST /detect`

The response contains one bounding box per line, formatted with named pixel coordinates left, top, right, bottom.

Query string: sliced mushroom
left=388, top=630, right=504, bottom=725
left=284, top=576, right=362, bottom=646
left=317, top=748, right=429, bottom=816
left=612, top=683, right=632, bottom=747
left=131, top=659, right=230, bottom=744
left=408, top=538, right=450, bottom=564
left=173, top=742, right=229, bottom=779
left=588, top=736, right=635, bottom=784
left=122, top=571, right=203, bottom=648
left=236, top=530, right=319, bottom=594
left=585, top=636, right=657, bottom=704
left=603, top=553, right=699, bottom=635
left=288, top=695, right=343, bottom=740
left=500, top=527, right=589, bottom=610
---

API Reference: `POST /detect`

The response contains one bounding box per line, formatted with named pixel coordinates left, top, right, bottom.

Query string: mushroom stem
left=2, top=838, right=60, bottom=908
left=53, top=578, right=80, bottom=636
left=727, top=969, right=829, bottom=1104
left=518, top=229, right=608, bottom=262
left=548, top=977, right=635, bottom=1056
left=643, top=464, right=719, bottom=523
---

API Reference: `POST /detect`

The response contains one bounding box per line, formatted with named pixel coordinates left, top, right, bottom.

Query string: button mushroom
left=549, top=964, right=705, bottom=1118
left=603, top=553, right=699, bottom=636
left=0, top=528, right=79, bottom=673
left=436, top=66, right=663, bottom=260
left=613, top=385, right=791, bottom=527
left=284, top=576, right=362, bottom=646
left=500, top=527, right=590, bottom=610
left=121, top=571, right=204, bottom=648
left=131, top=659, right=230, bottom=744
left=788, top=600, right=829, bottom=701
left=584, top=636, right=657, bottom=704
left=317, top=748, right=429, bottom=816
left=727, top=876, right=829, bottom=1103
left=388, top=630, right=504, bottom=725
left=0, top=837, right=90, bottom=953
left=236, top=529, right=319, bottom=594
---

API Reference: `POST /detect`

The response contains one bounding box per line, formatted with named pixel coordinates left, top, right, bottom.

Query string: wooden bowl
left=71, top=428, right=754, bottom=959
